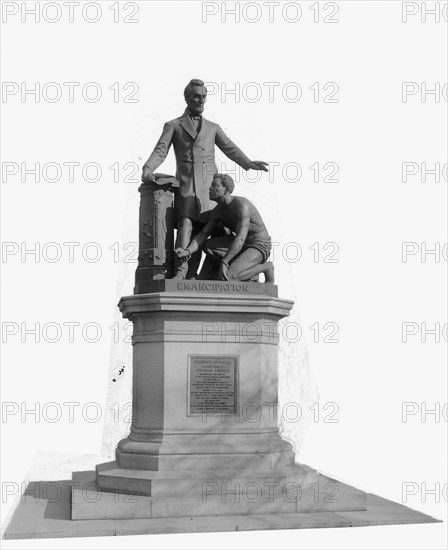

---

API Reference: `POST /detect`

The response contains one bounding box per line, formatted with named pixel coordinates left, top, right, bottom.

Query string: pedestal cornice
left=118, top=290, right=294, bottom=320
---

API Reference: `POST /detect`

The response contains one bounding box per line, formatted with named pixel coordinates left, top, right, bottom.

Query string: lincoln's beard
left=187, top=100, right=204, bottom=115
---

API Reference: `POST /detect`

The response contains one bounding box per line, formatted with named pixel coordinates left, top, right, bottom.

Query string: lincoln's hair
left=184, top=79, right=206, bottom=100
left=214, top=173, right=235, bottom=194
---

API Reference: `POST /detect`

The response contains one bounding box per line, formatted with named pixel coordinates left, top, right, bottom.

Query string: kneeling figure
left=175, top=174, right=274, bottom=283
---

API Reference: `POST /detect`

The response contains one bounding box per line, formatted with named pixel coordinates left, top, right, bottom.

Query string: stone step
left=71, top=471, right=367, bottom=520
left=96, top=461, right=317, bottom=496
left=116, top=447, right=295, bottom=471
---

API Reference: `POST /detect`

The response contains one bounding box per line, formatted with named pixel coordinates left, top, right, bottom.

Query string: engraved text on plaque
left=188, top=355, right=238, bottom=415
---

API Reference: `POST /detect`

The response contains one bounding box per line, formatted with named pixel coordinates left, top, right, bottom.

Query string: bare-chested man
left=175, top=174, right=274, bottom=282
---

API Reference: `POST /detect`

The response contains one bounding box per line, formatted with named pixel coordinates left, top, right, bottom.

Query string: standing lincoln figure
left=141, top=79, right=269, bottom=279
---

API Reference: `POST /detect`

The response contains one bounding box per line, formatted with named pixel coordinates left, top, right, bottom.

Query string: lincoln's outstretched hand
left=246, top=161, right=269, bottom=172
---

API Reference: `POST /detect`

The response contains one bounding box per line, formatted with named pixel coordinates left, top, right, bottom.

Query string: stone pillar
left=116, top=283, right=294, bottom=472
left=134, top=181, right=175, bottom=292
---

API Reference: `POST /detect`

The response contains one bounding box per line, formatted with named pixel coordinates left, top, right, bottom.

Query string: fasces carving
left=134, top=180, right=176, bottom=288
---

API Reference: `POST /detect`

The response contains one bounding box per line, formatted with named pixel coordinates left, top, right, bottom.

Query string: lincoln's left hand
left=247, top=160, right=269, bottom=172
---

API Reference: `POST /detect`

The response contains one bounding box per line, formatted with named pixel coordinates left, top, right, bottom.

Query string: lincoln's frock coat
left=144, top=109, right=252, bottom=222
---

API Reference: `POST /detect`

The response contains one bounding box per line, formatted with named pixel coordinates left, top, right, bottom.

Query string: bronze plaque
left=188, top=355, right=238, bottom=415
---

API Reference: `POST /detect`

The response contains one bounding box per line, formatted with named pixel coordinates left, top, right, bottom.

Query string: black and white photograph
left=1, top=1, right=447, bottom=548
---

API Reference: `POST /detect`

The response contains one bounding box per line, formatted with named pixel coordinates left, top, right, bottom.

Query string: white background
left=1, top=0, right=447, bottom=548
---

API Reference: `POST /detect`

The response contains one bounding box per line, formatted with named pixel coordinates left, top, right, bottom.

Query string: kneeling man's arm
left=176, top=219, right=219, bottom=259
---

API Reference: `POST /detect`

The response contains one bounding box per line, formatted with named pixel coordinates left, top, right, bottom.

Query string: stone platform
left=3, top=475, right=440, bottom=539
left=72, top=467, right=367, bottom=520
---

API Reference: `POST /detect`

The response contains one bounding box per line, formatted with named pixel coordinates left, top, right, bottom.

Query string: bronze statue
left=142, top=79, right=269, bottom=279
left=175, top=174, right=274, bottom=283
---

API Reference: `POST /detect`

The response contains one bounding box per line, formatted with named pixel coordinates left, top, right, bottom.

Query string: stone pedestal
left=134, top=179, right=177, bottom=290
left=71, top=282, right=367, bottom=520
